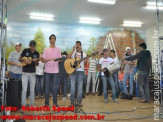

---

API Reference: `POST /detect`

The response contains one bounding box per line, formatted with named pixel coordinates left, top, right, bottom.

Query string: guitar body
left=64, top=57, right=81, bottom=75
left=22, top=57, right=32, bottom=66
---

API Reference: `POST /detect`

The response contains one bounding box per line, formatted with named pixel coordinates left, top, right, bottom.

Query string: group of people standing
left=7, top=33, right=152, bottom=107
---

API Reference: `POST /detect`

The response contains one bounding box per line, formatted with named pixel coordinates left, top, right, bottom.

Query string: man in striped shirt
left=86, top=56, right=98, bottom=95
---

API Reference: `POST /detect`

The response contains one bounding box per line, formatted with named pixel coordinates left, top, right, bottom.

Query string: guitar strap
left=75, top=51, right=83, bottom=59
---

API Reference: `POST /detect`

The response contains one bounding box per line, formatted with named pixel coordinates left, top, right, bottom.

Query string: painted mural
left=6, top=21, right=145, bottom=60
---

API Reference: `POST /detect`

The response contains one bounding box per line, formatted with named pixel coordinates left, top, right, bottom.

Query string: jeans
left=44, top=73, right=58, bottom=106
left=9, top=71, right=22, bottom=80
left=119, top=81, right=123, bottom=92
left=123, top=73, right=134, bottom=95
left=70, top=71, right=84, bottom=102
left=137, top=71, right=150, bottom=101
left=62, top=74, right=68, bottom=97
left=86, top=72, right=96, bottom=93
left=21, top=72, right=36, bottom=106
left=113, top=73, right=119, bottom=94
left=35, top=75, right=44, bottom=96
left=101, top=75, right=116, bottom=100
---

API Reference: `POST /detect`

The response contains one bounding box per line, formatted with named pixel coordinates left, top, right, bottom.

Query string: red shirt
left=84, top=63, right=89, bottom=75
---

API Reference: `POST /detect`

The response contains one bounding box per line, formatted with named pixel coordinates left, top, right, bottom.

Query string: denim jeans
left=137, top=71, right=150, bottom=101
left=21, top=72, right=36, bottom=106
left=123, top=73, right=134, bottom=95
left=44, top=73, right=58, bottom=106
left=113, top=73, right=119, bottom=94
left=119, top=81, right=123, bottom=92
left=86, top=72, right=96, bottom=93
left=70, top=71, right=84, bottom=102
left=9, top=71, right=22, bottom=80
left=101, top=75, right=116, bottom=100
left=35, top=75, right=44, bottom=96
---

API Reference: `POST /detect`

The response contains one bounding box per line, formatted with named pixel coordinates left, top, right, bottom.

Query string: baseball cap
left=126, top=47, right=131, bottom=51
left=15, top=42, right=21, bottom=46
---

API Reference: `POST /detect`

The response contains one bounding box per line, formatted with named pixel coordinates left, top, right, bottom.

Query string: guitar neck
left=78, top=55, right=92, bottom=63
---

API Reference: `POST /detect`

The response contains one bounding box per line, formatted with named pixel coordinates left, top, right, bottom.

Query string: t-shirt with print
left=99, top=57, right=114, bottom=76
left=43, top=46, right=61, bottom=73
left=71, top=51, right=87, bottom=71
left=124, top=52, right=135, bottom=74
left=21, top=48, right=39, bottom=73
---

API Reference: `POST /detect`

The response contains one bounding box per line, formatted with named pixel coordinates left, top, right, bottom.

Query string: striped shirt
left=88, top=58, right=98, bottom=72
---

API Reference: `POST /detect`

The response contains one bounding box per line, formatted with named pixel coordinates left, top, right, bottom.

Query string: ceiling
left=5, top=0, right=163, bottom=30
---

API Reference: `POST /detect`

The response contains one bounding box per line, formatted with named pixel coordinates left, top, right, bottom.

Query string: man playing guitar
left=67, top=41, right=87, bottom=107
left=19, top=40, right=39, bottom=107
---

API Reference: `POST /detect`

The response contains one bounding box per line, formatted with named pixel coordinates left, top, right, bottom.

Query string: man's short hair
left=49, top=34, right=56, bottom=40
left=103, top=49, right=108, bottom=52
left=29, top=40, right=36, bottom=47
left=139, top=43, right=147, bottom=49
left=110, top=50, right=115, bottom=53
left=76, top=41, right=81, bottom=45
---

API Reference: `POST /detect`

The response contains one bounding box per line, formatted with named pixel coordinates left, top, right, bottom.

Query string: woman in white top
left=35, top=54, right=44, bottom=98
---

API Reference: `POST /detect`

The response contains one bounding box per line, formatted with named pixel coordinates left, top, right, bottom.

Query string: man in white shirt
left=67, top=41, right=87, bottom=107
left=98, top=49, right=118, bottom=103
left=110, top=50, right=120, bottom=97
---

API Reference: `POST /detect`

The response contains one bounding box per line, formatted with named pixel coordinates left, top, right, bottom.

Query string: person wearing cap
left=98, top=49, right=118, bottom=103
left=42, top=34, right=61, bottom=107
left=7, top=42, right=22, bottom=80
left=19, top=40, right=39, bottom=107
left=121, top=47, right=136, bottom=100
left=124, top=43, right=152, bottom=103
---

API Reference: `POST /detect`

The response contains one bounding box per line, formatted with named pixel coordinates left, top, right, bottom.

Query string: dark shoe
left=82, top=95, right=85, bottom=98
left=121, top=93, right=128, bottom=99
left=69, top=101, right=74, bottom=107
left=128, top=95, right=133, bottom=100
left=98, top=93, right=102, bottom=96
left=78, top=101, right=82, bottom=107
left=92, top=93, right=95, bottom=96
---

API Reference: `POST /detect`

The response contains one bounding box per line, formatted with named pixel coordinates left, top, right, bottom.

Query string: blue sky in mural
left=7, top=21, right=146, bottom=51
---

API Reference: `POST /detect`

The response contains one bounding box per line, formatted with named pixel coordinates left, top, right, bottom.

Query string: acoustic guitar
left=64, top=52, right=98, bottom=74
left=22, top=57, right=43, bottom=66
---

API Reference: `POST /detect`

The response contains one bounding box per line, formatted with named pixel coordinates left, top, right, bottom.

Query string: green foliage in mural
left=86, top=37, right=97, bottom=55
left=34, top=28, right=46, bottom=53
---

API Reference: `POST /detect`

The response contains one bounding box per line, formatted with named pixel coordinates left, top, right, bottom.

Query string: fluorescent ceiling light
left=123, top=21, right=142, bottom=27
left=30, top=13, right=54, bottom=18
left=29, top=13, right=54, bottom=21
left=79, top=20, right=100, bottom=24
left=146, top=1, right=163, bottom=10
left=123, top=21, right=142, bottom=25
left=147, top=1, right=163, bottom=6
left=30, top=16, right=54, bottom=21
left=123, top=23, right=141, bottom=27
left=79, top=17, right=101, bottom=24
left=88, top=0, right=116, bottom=4
left=80, top=17, right=100, bottom=21
left=146, top=5, right=163, bottom=10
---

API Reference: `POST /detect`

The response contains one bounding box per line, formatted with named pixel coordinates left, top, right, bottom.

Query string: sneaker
left=128, top=95, right=133, bottom=100
left=35, top=96, right=39, bottom=99
left=113, top=99, right=119, bottom=104
left=53, top=104, right=59, bottom=107
left=41, top=96, right=44, bottom=99
left=68, top=93, right=70, bottom=97
left=62, top=97, right=66, bottom=101
left=78, top=101, right=82, bottom=107
left=121, top=93, right=128, bottom=99
left=69, top=101, right=74, bottom=107
left=104, top=99, right=109, bottom=103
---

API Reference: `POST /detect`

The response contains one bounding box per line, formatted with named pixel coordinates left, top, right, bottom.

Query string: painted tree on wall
left=34, top=28, right=46, bottom=53
left=86, top=37, right=98, bottom=55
